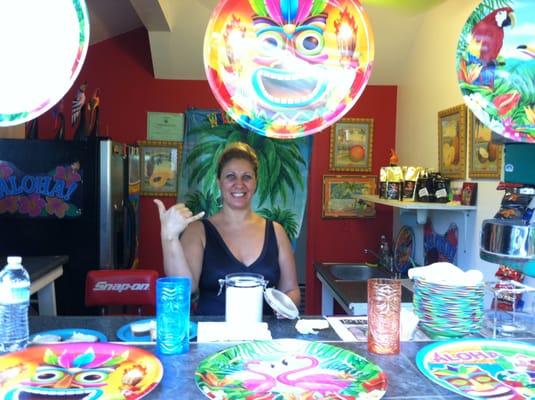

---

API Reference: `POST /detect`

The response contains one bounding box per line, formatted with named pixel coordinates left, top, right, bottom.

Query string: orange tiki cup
left=367, top=278, right=401, bottom=355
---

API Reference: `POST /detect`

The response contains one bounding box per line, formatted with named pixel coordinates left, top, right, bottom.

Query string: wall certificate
left=147, top=112, right=184, bottom=141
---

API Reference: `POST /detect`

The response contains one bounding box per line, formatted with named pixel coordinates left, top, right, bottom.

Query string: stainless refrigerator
left=0, top=137, right=140, bottom=315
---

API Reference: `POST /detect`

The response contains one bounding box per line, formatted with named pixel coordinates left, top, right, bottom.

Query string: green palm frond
left=185, top=190, right=221, bottom=217
left=257, top=206, right=299, bottom=240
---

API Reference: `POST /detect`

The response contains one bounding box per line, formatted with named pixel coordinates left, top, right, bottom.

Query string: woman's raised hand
left=154, top=199, right=205, bottom=240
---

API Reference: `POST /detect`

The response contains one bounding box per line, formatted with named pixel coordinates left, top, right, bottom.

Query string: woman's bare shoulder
left=181, top=219, right=206, bottom=244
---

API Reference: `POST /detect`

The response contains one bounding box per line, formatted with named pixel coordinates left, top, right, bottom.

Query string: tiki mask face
left=204, top=0, right=374, bottom=138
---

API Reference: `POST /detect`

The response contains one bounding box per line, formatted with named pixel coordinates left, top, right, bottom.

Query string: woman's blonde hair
left=216, top=142, right=258, bottom=178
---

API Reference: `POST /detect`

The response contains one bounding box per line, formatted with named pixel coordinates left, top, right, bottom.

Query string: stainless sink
left=327, top=264, right=392, bottom=281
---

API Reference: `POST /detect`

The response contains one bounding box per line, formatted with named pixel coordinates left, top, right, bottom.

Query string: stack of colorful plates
left=413, top=278, right=484, bottom=338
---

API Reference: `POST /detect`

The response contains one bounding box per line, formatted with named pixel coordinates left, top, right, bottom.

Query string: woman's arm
left=154, top=200, right=205, bottom=291
left=273, top=222, right=301, bottom=307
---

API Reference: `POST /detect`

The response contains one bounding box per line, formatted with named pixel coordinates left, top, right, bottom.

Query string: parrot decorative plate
left=0, top=342, right=162, bottom=399
left=195, top=339, right=387, bottom=399
left=416, top=339, right=535, bottom=399
left=456, top=0, right=535, bottom=142
left=394, top=225, right=415, bottom=274
left=203, top=0, right=375, bottom=139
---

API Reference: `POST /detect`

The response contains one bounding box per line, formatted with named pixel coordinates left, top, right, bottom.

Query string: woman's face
left=217, top=158, right=256, bottom=209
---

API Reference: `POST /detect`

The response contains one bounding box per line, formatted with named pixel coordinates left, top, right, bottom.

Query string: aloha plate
left=416, top=339, right=535, bottom=399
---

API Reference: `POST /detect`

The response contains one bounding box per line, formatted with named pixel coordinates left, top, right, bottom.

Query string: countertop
left=25, top=315, right=513, bottom=399
left=0, top=255, right=68, bottom=281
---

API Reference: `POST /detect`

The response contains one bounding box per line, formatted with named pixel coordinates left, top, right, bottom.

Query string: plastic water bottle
left=0, top=256, right=30, bottom=353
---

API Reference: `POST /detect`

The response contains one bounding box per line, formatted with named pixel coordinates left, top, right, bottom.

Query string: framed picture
left=461, top=182, right=477, bottom=206
left=438, top=104, right=467, bottom=180
left=138, top=140, right=182, bottom=196
left=322, top=175, right=376, bottom=218
left=329, top=118, right=373, bottom=172
left=468, top=111, right=502, bottom=179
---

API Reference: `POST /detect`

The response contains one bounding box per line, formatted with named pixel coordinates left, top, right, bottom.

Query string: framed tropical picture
left=438, top=104, right=467, bottom=180
left=322, top=175, right=376, bottom=218
left=139, top=140, right=182, bottom=196
left=468, top=111, right=502, bottom=179
left=329, top=118, right=373, bottom=172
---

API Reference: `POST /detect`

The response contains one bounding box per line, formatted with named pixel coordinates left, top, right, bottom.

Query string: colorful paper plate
left=394, top=225, right=414, bottom=274
left=0, top=342, right=163, bottom=399
left=195, top=339, right=387, bottom=399
left=456, top=0, right=535, bottom=142
left=0, top=0, right=90, bottom=127
left=203, top=0, right=375, bottom=139
left=30, top=328, right=107, bottom=344
left=116, top=319, right=197, bottom=342
left=416, top=339, right=535, bottom=399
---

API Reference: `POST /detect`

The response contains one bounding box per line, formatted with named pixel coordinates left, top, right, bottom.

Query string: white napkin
left=295, top=319, right=329, bottom=334
left=197, top=322, right=272, bottom=342
left=400, top=308, right=419, bottom=341
left=408, top=262, right=483, bottom=286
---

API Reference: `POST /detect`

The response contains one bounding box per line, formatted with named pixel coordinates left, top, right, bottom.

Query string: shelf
left=357, top=195, right=476, bottom=224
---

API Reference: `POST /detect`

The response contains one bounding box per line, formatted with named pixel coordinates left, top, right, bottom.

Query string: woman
left=154, top=142, right=301, bottom=315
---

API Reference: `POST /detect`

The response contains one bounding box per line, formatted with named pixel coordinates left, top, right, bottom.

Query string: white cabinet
left=357, top=195, right=477, bottom=268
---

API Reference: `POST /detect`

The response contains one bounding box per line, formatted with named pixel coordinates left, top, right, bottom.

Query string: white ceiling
left=87, top=0, right=442, bottom=85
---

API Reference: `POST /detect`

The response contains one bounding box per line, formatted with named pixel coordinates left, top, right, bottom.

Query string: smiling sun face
left=204, top=0, right=375, bottom=138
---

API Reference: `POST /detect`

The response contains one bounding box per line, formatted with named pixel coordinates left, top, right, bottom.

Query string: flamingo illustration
left=242, top=361, right=277, bottom=393
left=276, top=355, right=352, bottom=394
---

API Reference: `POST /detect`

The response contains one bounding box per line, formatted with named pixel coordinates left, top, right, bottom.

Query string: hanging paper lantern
left=0, top=0, right=90, bottom=127
left=456, top=0, right=535, bottom=143
left=204, top=0, right=375, bottom=139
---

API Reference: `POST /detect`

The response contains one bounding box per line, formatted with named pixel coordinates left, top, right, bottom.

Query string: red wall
left=305, top=87, right=397, bottom=314
left=38, top=28, right=396, bottom=314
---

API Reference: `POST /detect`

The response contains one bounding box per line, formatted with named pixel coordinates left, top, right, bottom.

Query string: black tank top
left=196, top=218, right=281, bottom=316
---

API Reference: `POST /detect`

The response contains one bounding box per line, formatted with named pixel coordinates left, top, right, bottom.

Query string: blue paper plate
left=116, top=319, right=197, bottom=342
left=30, top=328, right=107, bottom=344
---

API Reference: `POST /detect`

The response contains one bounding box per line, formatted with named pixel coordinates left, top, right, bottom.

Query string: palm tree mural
left=178, top=109, right=311, bottom=241
left=257, top=206, right=299, bottom=241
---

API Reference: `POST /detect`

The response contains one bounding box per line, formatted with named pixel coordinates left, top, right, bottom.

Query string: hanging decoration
left=204, top=0, right=375, bottom=139
left=456, top=0, right=535, bottom=143
left=0, top=0, right=90, bottom=127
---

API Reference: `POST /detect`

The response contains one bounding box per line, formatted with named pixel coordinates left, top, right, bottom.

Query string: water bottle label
left=0, top=284, right=30, bottom=304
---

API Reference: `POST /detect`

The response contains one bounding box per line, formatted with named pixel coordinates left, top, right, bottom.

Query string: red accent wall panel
left=37, top=28, right=396, bottom=313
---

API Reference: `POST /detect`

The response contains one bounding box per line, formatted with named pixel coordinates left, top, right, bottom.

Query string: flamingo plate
left=195, top=339, right=387, bottom=399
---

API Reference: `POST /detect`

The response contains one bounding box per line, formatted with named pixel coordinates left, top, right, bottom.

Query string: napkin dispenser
left=480, top=218, right=535, bottom=277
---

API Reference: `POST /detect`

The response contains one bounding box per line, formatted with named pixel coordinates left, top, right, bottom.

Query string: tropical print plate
left=0, top=342, right=163, bottom=399
left=195, top=339, right=387, bottom=399
left=456, top=0, right=535, bottom=142
left=416, top=339, right=535, bottom=399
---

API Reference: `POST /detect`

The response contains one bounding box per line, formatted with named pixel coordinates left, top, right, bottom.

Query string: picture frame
left=438, top=104, right=467, bottom=180
left=329, top=118, right=373, bottom=172
left=468, top=111, right=502, bottom=179
left=461, top=182, right=477, bottom=206
left=138, top=140, right=182, bottom=196
left=322, top=175, right=376, bottom=218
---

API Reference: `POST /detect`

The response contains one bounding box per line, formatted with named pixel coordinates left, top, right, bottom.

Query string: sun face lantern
left=204, top=0, right=375, bottom=139
left=456, top=0, right=535, bottom=143
left=0, top=0, right=89, bottom=127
